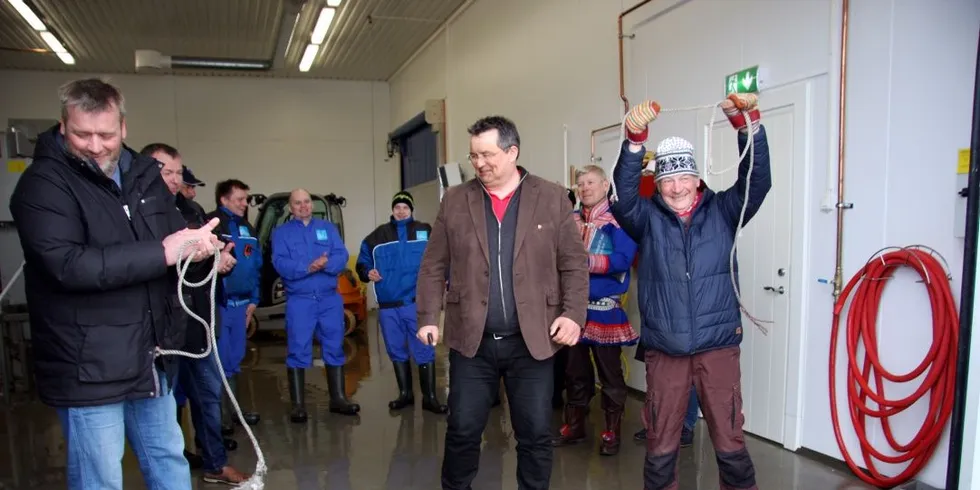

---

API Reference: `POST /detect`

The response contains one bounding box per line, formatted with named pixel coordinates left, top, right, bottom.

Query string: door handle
left=763, top=285, right=785, bottom=295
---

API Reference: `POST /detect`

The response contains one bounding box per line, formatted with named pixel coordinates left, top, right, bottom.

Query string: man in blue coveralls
left=207, top=179, right=262, bottom=433
left=272, top=188, right=360, bottom=421
left=356, top=191, right=448, bottom=414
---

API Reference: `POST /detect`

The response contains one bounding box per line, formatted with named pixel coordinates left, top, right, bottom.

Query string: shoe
left=633, top=428, right=647, bottom=442
left=325, top=365, right=360, bottom=415
left=226, top=375, right=261, bottom=426
left=388, top=361, right=415, bottom=410
left=418, top=362, right=448, bottom=414
left=287, top=368, right=309, bottom=423
left=183, top=449, right=204, bottom=470
left=681, top=426, right=694, bottom=448
left=221, top=423, right=234, bottom=436
left=202, top=465, right=251, bottom=485
left=223, top=438, right=238, bottom=451
left=599, top=412, right=622, bottom=456
left=552, top=405, right=587, bottom=446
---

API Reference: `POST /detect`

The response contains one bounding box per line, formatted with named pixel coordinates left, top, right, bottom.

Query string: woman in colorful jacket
left=552, top=165, right=638, bottom=456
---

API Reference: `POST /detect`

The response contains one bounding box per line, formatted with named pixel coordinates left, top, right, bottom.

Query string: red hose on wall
left=829, top=246, right=958, bottom=488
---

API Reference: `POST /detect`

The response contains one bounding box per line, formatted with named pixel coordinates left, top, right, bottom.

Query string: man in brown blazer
left=415, top=115, right=589, bottom=490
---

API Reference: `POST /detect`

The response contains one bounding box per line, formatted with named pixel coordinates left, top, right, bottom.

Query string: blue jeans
left=174, top=353, right=227, bottom=472
left=55, top=370, right=191, bottom=490
left=684, top=384, right=700, bottom=430
left=379, top=303, right=434, bottom=364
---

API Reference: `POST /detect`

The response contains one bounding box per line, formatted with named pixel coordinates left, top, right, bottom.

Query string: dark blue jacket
left=206, top=207, right=262, bottom=306
left=611, top=126, right=771, bottom=356
left=271, top=217, right=349, bottom=297
left=355, top=217, right=430, bottom=306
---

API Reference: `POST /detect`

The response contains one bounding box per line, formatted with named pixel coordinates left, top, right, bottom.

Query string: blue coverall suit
left=272, top=218, right=349, bottom=367
left=211, top=207, right=262, bottom=378
left=356, top=216, right=433, bottom=364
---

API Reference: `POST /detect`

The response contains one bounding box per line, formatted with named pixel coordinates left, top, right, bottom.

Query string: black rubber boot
left=287, top=368, right=308, bottom=423
left=227, top=375, right=260, bottom=426
left=418, top=362, right=448, bottom=414
left=326, top=366, right=360, bottom=415
left=388, top=362, right=414, bottom=410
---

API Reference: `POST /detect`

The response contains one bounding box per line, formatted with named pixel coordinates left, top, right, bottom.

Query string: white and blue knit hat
left=654, top=137, right=698, bottom=182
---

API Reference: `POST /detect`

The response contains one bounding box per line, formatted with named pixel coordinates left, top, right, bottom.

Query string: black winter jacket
left=176, top=193, right=223, bottom=353
left=9, top=125, right=207, bottom=407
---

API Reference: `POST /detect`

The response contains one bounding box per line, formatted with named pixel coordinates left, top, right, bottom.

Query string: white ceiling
left=0, top=0, right=465, bottom=81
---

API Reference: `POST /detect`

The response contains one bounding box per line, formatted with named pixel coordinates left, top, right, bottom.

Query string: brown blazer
left=416, top=171, right=589, bottom=361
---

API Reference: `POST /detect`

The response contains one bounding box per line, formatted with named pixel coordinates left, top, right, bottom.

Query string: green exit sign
left=725, top=65, right=761, bottom=96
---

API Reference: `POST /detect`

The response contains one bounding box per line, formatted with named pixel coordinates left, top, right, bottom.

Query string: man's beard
left=98, top=158, right=119, bottom=178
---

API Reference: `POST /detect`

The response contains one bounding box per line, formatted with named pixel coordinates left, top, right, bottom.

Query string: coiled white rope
left=608, top=100, right=771, bottom=335
left=156, top=241, right=266, bottom=488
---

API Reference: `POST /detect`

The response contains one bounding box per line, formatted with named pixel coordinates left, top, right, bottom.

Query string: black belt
left=378, top=298, right=415, bottom=309
left=483, top=331, right=519, bottom=340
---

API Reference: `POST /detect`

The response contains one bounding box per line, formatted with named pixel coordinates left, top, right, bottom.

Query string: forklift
left=246, top=192, right=368, bottom=338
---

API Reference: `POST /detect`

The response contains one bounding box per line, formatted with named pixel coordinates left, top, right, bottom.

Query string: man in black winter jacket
left=9, top=78, right=222, bottom=490
left=142, top=143, right=249, bottom=485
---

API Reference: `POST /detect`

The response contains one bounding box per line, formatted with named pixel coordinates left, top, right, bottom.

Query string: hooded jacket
left=9, top=124, right=207, bottom=407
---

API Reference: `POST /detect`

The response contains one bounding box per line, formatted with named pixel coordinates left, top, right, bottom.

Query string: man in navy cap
left=180, top=166, right=208, bottom=216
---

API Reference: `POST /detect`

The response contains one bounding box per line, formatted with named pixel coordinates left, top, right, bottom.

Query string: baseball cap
left=182, top=165, right=205, bottom=187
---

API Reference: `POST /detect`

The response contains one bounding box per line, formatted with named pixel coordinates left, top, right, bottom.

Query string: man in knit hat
left=356, top=191, right=447, bottom=413
left=611, top=93, right=770, bottom=490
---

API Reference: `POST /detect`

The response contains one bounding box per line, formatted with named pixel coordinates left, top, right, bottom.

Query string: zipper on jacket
left=678, top=214, right=696, bottom=353
left=496, top=217, right=508, bottom=325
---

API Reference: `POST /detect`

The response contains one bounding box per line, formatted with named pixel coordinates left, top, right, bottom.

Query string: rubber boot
left=287, top=368, right=308, bottom=423
left=418, top=362, right=448, bottom=414
left=227, top=376, right=261, bottom=426
left=388, top=361, right=414, bottom=410
left=599, top=412, right=623, bottom=456
left=552, top=405, right=587, bottom=446
left=326, top=365, right=360, bottom=415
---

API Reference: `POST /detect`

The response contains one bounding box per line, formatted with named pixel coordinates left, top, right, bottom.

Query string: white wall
left=389, top=0, right=980, bottom=487
left=0, top=70, right=395, bottom=301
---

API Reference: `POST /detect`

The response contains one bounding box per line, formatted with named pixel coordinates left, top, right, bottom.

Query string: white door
left=696, top=83, right=807, bottom=445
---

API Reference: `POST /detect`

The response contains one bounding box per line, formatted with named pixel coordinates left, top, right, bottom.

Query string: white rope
left=608, top=100, right=771, bottom=335
left=0, top=262, right=25, bottom=305
left=157, top=241, right=267, bottom=488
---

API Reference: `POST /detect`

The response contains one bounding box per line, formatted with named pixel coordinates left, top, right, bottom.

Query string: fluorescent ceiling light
left=326, top=0, right=342, bottom=6
left=310, top=7, right=336, bottom=45
left=7, top=0, right=46, bottom=30
left=56, top=52, right=74, bottom=65
left=299, top=43, right=318, bottom=72
left=39, top=30, right=66, bottom=52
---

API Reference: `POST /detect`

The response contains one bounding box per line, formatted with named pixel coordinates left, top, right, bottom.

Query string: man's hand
left=308, top=253, right=328, bottom=273
left=417, top=325, right=440, bottom=346
left=217, top=242, right=237, bottom=274
left=549, top=317, right=581, bottom=346
left=367, top=269, right=382, bottom=282
left=245, top=303, right=257, bottom=330
left=163, top=217, right=223, bottom=266
left=625, top=100, right=662, bottom=146
left=721, top=93, right=761, bottom=134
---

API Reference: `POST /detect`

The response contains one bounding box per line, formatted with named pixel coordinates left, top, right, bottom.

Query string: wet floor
left=0, top=314, right=876, bottom=489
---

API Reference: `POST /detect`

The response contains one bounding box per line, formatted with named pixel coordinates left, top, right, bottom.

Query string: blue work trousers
left=379, top=303, right=433, bottom=364
left=173, top=353, right=227, bottom=473
left=285, top=293, right=345, bottom=367
left=217, top=299, right=249, bottom=377
left=55, top=370, right=190, bottom=490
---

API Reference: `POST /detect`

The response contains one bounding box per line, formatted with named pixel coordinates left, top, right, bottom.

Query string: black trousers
left=442, top=333, right=555, bottom=490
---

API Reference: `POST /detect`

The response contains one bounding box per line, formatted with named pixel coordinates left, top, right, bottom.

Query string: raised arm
left=556, top=193, right=589, bottom=328
left=416, top=195, right=451, bottom=328
left=714, top=93, right=772, bottom=227
left=610, top=100, right=661, bottom=241
left=10, top=171, right=169, bottom=291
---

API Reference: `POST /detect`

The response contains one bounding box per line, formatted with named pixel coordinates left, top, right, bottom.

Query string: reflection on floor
left=0, top=315, right=876, bottom=489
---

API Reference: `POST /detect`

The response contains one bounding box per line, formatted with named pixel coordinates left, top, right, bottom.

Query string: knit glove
left=721, top=93, right=760, bottom=134
left=625, top=100, right=661, bottom=145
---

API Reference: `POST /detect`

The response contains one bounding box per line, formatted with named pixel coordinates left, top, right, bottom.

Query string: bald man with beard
left=271, top=189, right=360, bottom=421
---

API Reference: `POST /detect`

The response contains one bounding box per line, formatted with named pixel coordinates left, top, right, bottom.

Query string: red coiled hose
left=829, top=247, right=958, bottom=488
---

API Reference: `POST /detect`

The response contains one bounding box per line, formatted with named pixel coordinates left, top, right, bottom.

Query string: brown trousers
left=643, top=346, right=757, bottom=490
left=565, top=344, right=627, bottom=414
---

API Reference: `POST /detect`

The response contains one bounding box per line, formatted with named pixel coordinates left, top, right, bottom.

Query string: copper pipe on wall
left=832, top=0, right=852, bottom=299
left=619, top=0, right=655, bottom=113
left=590, top=123, right=622, bottom=162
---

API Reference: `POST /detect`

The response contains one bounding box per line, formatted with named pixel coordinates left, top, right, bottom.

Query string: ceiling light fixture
left=298, top=43, right=319, bottom=72
left=326, top=0, right=342, bottom=7
left=310, top=7, right=336, bottom=45
left=6, top=0, right=75, bottom=65
left=7, top=0, right=45, bottom=30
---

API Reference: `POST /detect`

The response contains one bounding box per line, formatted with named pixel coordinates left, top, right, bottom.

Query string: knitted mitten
left=721, top=93, right=760, bottom=134
left=625, top=100, right=661, bottom=144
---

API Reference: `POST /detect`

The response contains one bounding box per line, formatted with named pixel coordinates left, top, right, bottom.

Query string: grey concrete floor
left=0, top=315, right=876, bottom=489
